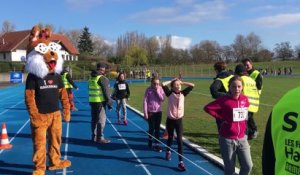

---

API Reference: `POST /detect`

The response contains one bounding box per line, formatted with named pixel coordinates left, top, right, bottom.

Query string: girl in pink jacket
left=162, top=78, right=194, bottom=171
left=143, top=77, right=165, bottom=152
left=204, top=75, right=253, bottom=175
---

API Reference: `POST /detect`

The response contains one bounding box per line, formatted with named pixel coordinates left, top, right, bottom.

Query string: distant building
left=0, top=30, right=79, bottom=62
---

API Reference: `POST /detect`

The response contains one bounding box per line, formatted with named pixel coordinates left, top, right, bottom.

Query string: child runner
left=162, top=78, right=194, bottom=171
left=143, top=76, right=165, bottom=152
left=112, top=72, right=130, bottom=125
left=204, top=75, right=253, bottom=175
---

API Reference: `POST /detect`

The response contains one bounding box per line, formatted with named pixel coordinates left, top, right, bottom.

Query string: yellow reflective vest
left=250, top=70, right=262, bottom=95
left=88, top=75, right=105, bottom=103
left=271, top=87, right=300, bottom=175
left=61, top=72, right=73, bottom=89
left=217, top=75, right=234, bottom=92
left=241, top=76, right=260, bottom=113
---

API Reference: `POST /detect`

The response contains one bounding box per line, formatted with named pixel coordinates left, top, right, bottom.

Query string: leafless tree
left=246, top=32, right=262, bottom=56
left=231, top=34, right=248, bottom=61
left=220, top=45, right=235, bottom=62
left=1, top=20, right=15, bottom=33
left=159, top=35, right=175, bottom=64
left=274, top=41, right=294, bottom=60
left=64, top=29, right=82, bottom=48
left=116, top=31, right=147, bottom=58
left=257, top=49, right=273, bottom=61
left=231, top=33, right=262, bottom=61
left=294, top=44, right=300, bottom=59
left=190, top=40, right=221, bottom=63
left=92, top=35, right=113, bottom=58
left=145, top=36, right=159, bottom=64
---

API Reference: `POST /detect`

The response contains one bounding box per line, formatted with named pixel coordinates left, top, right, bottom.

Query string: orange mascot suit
left=24, top=25, right=71, bottom=175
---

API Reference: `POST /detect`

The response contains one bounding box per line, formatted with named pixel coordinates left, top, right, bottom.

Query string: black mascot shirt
left=26, top=73, right=64, bottom=114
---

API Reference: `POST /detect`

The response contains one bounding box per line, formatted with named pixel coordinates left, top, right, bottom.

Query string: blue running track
left=0, top=82, right=224, bottom=175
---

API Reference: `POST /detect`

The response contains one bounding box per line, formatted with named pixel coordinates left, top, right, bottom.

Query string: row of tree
left=1, top=20, right=300, bottom=66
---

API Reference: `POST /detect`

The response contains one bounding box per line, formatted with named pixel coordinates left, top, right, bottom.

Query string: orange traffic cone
left=0, top=123, right=13, bottom=150
left=162, top=130, right=168, bottom=139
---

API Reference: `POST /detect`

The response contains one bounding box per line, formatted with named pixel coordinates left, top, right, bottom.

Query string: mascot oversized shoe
left=48, top=160, right=71, bottom=170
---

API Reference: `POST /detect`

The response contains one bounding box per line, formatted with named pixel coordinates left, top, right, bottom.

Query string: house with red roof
left=0, top=30, right=79, bottom=62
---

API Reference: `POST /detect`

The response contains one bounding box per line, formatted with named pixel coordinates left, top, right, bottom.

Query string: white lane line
left=0, top=101, right=24, bottom=116
left=62, top=122, right=71, bottom=175
left=107, top=117, right=152, bottom=175
left=0, top=119, right=30, bottom=154
left=56, top=170, right=73, bottom=174
left=127, top=116, right=214, bottom=175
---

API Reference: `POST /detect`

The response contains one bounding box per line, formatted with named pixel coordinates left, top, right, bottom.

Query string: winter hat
left=97, top=63, right=106, bottom=70
left=235, top=64, right=246, bottom=75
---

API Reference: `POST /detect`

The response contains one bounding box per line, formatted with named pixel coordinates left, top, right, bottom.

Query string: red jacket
left=204, top=95, right=249, bottom=139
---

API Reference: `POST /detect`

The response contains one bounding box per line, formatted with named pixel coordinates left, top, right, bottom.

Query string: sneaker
left=248, top=131, right=259, bottom=140
left=153, top=145, right=162, bottom=152
left=95, top=138, right=111, bottom=144
left=177, top=162, right=186, bottom=171
left=253, top=131, right=259, bottom=139
left=165, top=151, right=171, bottom=161
left=118, top=119, right=122, bottom=125
left=123, top=120, right=128, bottom=125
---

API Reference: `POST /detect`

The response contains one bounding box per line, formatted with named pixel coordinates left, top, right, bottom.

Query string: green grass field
left=127, top=75, right=300, bottom=175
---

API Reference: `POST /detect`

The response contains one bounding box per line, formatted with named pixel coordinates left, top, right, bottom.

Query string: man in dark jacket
left=242, top=58, right=263, bottom=95
left=209, top=61, right=233, bottom=130
left=242, top=58, right=262, bottom=139
left=88, top=63, right=113, bottom=144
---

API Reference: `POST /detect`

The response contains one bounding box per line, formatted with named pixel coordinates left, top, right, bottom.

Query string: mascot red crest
left=25, top=25, right=71, bottom=175
left=26, top=25, right=64, bottom=78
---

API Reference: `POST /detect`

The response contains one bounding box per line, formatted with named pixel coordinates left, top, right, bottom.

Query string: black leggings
left=166, top=117, right=183, bottom=161
left=247, top=112, right=257, bottom=135
left=147, top=112, right=162, bottom=143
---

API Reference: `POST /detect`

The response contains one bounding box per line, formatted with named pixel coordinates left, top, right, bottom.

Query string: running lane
left=0, top=82, right=223, bottom=175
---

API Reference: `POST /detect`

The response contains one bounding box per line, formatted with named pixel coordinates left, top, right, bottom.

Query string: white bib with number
left=118, top=84, right=126, bottom=90
left=232, top=107, right=248, bottom=122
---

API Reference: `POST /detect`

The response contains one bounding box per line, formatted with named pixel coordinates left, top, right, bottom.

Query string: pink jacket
left=143, top=86, right=165, bottom=115
left=163, top=85, right=193, bottom=120
left=204, top=95, right=249, bottom=139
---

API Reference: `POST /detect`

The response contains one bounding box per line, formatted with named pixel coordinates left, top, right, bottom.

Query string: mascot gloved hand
left=24, top=25, right=71, bottom=175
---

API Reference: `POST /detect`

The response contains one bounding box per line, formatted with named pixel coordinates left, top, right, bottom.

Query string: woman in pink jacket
left=162, top=78, right=194, bottom=171
left=204, top=75, right=253, bottom=175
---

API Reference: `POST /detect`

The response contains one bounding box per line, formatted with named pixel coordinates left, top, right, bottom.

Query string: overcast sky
left=2, top=0, right=300, bottom=50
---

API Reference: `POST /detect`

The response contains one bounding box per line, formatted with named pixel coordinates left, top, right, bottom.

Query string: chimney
left=2, top=38, right=4, bottom=45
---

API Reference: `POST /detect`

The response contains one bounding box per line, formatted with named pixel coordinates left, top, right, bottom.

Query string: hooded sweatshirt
left=204, top=94, right=249, bottom=139
left=210, top=70, right=232, bottom=99
left=143, top=86, right=165, bottom=115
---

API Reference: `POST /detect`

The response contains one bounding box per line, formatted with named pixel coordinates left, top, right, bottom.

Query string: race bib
left=232, top=107, right=248, bottom=122
left=118, top=84, right=126, bottom=90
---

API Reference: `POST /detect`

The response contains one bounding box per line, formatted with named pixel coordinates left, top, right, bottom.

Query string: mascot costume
left=25, top=25, right=71, bottom=175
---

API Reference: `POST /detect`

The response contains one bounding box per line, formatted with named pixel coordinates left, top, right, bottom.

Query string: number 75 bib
left=232, top=107, right=248, bottom=122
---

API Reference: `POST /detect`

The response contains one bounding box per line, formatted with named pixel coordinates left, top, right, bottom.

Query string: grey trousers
left=219, top=136, right=253, bottom=175
left=116, top=98, right=127, bottom=120
left=91, top=103, right=107, bottom=140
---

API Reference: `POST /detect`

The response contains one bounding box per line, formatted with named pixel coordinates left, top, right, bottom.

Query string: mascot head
left=25, top=25, right=64, bottom=78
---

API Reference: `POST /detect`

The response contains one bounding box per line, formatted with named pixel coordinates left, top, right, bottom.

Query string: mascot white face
left=25, top=26, right=64, bottom=78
